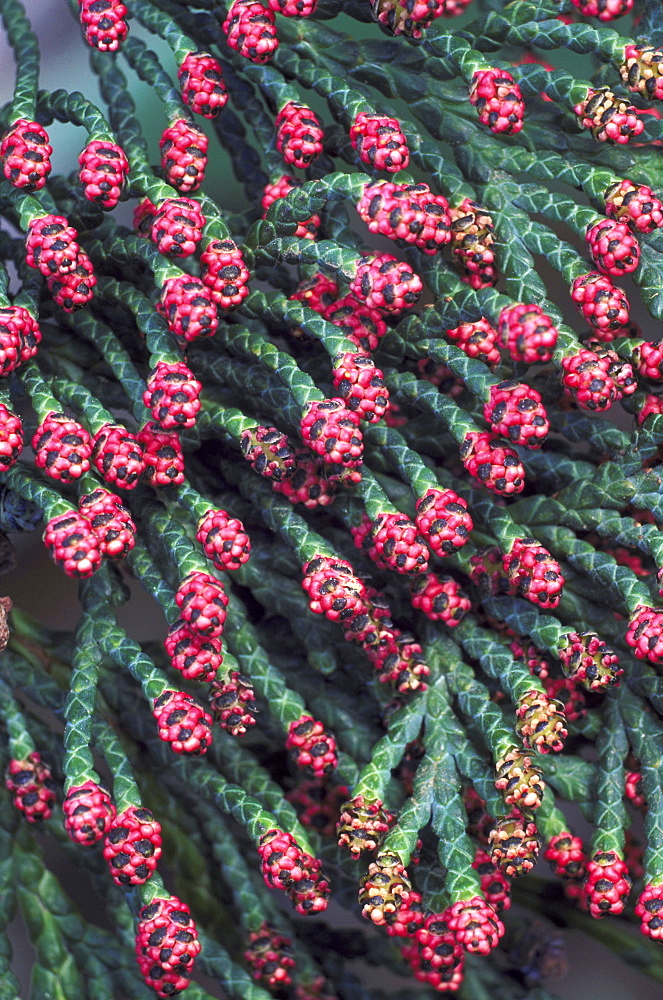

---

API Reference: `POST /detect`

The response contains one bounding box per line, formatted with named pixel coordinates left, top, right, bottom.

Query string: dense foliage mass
left=2, top=0, right=663, bottom=998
